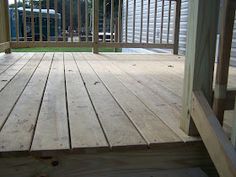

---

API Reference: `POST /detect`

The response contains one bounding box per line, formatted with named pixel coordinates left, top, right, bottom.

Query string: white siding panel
left=122, top=0, right=175, bottom=44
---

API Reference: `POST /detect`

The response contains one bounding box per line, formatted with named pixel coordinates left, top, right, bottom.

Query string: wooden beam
left=231, top=96, right=236, bottom=148
left=92, top=0, right=99, bottom=54
left=10, top=41, right=94, bottom=48
left=173, top=0, right=181, bottom=54
left=0, top=0, right=11, bottom=53
left=191, top=91, right=236, bottom=177
left=10, top=42, right=174, bottom=49
left=213, top=0, right=235, bottom=124
left=181, top=0, right=220, bottom=135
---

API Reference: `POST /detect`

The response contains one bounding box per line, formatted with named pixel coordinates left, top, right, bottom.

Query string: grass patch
left=12, top=47, right=122, bottom=52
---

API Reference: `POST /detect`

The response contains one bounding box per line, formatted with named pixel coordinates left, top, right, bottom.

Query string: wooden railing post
left=173, top=0, right=181, bottom=55
left=92, top=0, right=99, bottom=54
left=0, top=0, right=11, bottom=53
left=181, top=0, right=220, bottom=135
left=213, top=0, right=235, bottom=124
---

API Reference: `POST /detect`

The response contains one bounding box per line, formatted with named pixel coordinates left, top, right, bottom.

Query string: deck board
left=0, top=53, right=34, bottom=91
left=91, top=54, right=196, bottom=142
left=1, top=52, right=234, bottom=153
left=105, top=55, right=182, bottom=110
left=0, top=53, right=44, bottom=130
left=85, top=54, right=181, bottom=145
left=64, top=53, right=108, bottom=150
left=0, top=53, right=25, bottom=74
left=0, top=53, right=53, bottom=152
left=74, top=53, right=146, bottom=149
left=31, top=53, right=70, bottom=151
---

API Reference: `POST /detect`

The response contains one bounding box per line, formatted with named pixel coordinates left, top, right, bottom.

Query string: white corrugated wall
left=122, top=0, right=175, bottom=44
left=122, top=0, right=236, bottom=66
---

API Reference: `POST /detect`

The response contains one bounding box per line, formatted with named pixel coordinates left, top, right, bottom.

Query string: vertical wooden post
left=231, top=97, right=236, bottom=148
left=70, top=0, right=74, bottom=42
left=46, top=0, right=50, bottom=41
left=160, top=0, right=164, bottom=43
left=14, top=0, right=19, bottom=42
left=0, top=0, right=11, bottom=53
left=23, top=0, right=27, bottom=41
left=118, top=0, right=122, bottom=43
left=78, top=0, right=81, bottom=42
left=39, top=0, right=43, bottom=42
left=173, top=0, right=181, bottom=55
left=103, top=0, right=107, bottom=42
left=213, top=0, right=235, bottom=124
left=181, top=0, right=220, bottom=135
left=30, top=0, right=35, bottom=42
left=110, top=0, right=114, bottom=43
left=140, top=0, right=143, bottom=43
left=62, top=0, right=66, bottom=42
left=92, top=0, right=99, bottom=54
left=55, top=0, right=58, bottom=42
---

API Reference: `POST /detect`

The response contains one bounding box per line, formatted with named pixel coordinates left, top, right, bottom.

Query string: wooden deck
left=0, top=52, right=235, bottom=154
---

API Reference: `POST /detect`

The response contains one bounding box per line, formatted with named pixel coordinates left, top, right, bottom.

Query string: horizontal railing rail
left=7, top=0, right=181, bottom=53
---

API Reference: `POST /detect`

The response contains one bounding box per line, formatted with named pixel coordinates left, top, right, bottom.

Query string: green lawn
left=12, top=47, right=122, bottom=52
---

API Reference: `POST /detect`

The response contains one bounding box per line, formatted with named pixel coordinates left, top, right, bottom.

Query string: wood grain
left=31, top=53, right=70, bottom=151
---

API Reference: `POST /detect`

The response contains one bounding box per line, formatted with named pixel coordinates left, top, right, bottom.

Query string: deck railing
left=0, top=0, right=181, bottom=54
left=181, top=0, right=236, bottom=177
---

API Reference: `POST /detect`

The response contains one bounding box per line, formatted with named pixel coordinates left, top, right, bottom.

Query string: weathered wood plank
left=106, top=55, right=182, bottom=110
left=117, top=57, right=183, bottom=97
left=0, top=53, right=34, bottom=91
left=95, top=54, right=198, bottom=142
left=0, top=53, right=44, bottom=130
left=64, top=52, right=108, bottom=150
left=0, top=53, right=25, bottom=73
left=31, top=53, right=70, bottom=151
left=74, top=53, right=146, bottom=149
left=85, top=54, right=181, bottom=145
left=0, top=53, right=53, bottom=152
left=191, top=91, right=236, bottom=177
